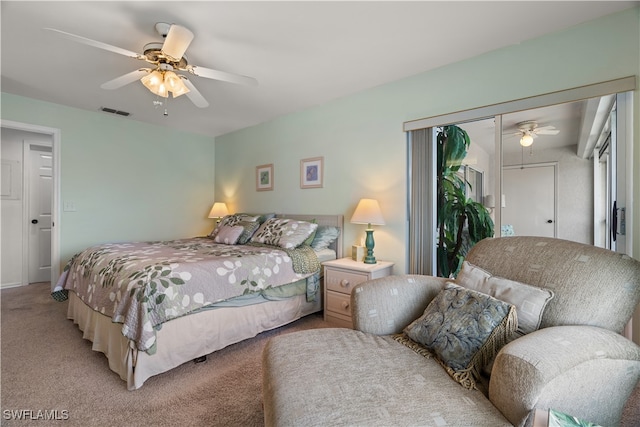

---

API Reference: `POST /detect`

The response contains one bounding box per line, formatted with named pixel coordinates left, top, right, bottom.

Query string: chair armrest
left=489, top=325, right=640, bottom=427
left=351, top=274, right=447, bottom=335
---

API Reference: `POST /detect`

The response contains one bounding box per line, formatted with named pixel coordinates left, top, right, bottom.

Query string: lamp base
left=363, top=228, right=377, bottom=264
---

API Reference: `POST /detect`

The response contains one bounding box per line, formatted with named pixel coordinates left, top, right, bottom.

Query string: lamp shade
left=351, top=199, right=385, bottom=226
left=141, top=70, right=168, bottom=97
left=164, top=71, right=190, bottom=97
left=208, top=202, right=229, bottom=218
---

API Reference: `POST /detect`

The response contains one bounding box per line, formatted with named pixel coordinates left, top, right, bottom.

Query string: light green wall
left=215, top=8, right=640, bottom=275
left=1, top=93, right=216, bottom=264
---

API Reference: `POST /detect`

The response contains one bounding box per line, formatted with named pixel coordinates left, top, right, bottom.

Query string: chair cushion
left=456, top=260, right=554, bottom=336
left=465, top=237, right=640, bottom=332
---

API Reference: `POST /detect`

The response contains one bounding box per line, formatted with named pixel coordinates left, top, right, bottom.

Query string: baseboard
left=1, top=282, right=24, bottom=289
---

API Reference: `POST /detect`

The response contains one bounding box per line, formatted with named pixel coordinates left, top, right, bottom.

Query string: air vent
left=100, top=107, right=131, bottom=117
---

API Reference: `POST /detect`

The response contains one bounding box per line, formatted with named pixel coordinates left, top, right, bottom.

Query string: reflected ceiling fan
left=511, top=121, right=560, bottom=147
left=45, top=23, right=258, bottom=109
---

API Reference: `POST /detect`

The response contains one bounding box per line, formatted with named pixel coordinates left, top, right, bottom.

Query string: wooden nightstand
left=322, top=257, right=394, bottom=328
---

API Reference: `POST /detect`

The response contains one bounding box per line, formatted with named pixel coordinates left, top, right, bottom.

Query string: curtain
left=407, top=128, right=436, bottom=275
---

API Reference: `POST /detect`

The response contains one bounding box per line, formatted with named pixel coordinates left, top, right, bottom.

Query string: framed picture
left=300, top=157, right=323, bottom=189
left=256, top=164, right=273, bottom=191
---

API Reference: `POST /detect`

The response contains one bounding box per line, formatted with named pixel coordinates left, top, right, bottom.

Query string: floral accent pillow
left=213, top=225, right=244, bottom=245
left=397, top=282, right=517, bottom=389
left=250, top=218, right=318, bottom=249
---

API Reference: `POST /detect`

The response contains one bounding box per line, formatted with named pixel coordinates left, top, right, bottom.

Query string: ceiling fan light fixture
left=47, top=24, right=256, bottom=109
left=141, top=70, right=167, bottom=97
left=165, top=71, right=190, bottom=97
left=520, top=133, right=534, bottom=147
left=141, top=69, right=190, bottom=98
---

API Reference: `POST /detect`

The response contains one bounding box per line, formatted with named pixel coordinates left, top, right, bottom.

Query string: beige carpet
left=2, top=283, right=639, bottom=427
left=0, top=283, right=330, bottom=427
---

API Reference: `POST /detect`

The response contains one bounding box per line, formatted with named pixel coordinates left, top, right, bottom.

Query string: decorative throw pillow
left=456, top=261, right=554, bottom=336
left=398, top=282, right=517, bottom=390
left=237, top=212, right=275, bottom=224
left=302, top=219, right=318, bottom=246
left=310, top=226, right=341, bottom=251
left=213, top=225, right=244, bottom=245
left=209, top=214, right=259, bottom=239
left=250, top=218, right=318, bottom=249
left=236, top=220, right=261, bottom=245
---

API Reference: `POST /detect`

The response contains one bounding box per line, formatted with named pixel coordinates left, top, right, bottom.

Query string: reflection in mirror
left=405, top=79, right=633, bottom=278
left=502, top=97, right=619, bottom=246
left=459, top=94, right=624, bottom=248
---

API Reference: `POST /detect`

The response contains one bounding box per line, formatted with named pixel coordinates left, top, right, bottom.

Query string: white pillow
left=456, top=261, right=554, bottom=336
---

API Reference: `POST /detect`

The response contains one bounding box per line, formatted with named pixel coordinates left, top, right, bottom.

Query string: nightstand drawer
left=325, top=269, right=368, bottom=294
left=326, top=290, right=352, bottom=317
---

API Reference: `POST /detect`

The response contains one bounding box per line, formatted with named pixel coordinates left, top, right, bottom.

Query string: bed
left=52, top=214, right=343, bottom=390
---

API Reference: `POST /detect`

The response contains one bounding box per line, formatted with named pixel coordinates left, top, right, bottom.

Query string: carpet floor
left=2, top=283, right=638, bottom=426
left=1, top=282, right=330, bottom=427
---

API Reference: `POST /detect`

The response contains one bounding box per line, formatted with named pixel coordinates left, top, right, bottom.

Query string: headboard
left=276, top=214, right=344, bottom=259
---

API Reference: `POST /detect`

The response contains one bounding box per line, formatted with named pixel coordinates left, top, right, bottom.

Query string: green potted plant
left=436, top=125, right=494, bottom=278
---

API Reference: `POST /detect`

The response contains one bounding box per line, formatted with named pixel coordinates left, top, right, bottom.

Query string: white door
left=502, top=164, right=556, bottom=238
left=28, top=145, right=52, bottom=283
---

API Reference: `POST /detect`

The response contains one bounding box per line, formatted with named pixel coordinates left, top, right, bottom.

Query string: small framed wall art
left=256, top=163, right=274, bottom=191
left=300, top=157, right=323, bottom=189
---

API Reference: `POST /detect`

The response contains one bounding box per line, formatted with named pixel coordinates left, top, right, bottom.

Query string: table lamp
left=208, top=202, right=229, bottom=224
left=350, top=198, right=385, bottom=264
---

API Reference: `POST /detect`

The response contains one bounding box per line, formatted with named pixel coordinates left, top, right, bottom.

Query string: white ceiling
left=1, top=1, right=636, bottom=138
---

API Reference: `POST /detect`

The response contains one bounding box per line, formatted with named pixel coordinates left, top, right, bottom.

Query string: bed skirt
left=67, top=291, right=321, bottom=390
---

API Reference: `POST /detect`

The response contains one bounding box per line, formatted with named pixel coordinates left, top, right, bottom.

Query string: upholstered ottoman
left=262, top=328, right=512, bottom=426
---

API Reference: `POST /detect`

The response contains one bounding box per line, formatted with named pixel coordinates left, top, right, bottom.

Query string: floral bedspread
left=53, top=237, right=319, bottom=354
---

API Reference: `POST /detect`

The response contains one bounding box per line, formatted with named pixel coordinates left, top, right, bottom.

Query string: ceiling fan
left=45, top=23, right=258, bottom=109
left=510, top=120, right=560, bottom=147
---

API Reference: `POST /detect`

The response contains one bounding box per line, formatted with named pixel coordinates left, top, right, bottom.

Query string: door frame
left=1, top=119, right=60, bottom=286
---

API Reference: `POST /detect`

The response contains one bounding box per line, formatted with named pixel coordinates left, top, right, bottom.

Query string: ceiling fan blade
left=181, top=77, right=209, bottom=108
left=536, top=129, right=560, bottom=135
left=100, top=69, right=150, bottom=90
left=44, top=28, right=143, bottom=59
left=187, top=65, right=258, bottom=86
left=162, top=24, right=194, bottom=62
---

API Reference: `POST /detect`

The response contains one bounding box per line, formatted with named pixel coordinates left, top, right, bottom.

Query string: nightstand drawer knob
left=341, top=301, right=350, bottom=310
left=340, top=279, right=350, bottom=287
